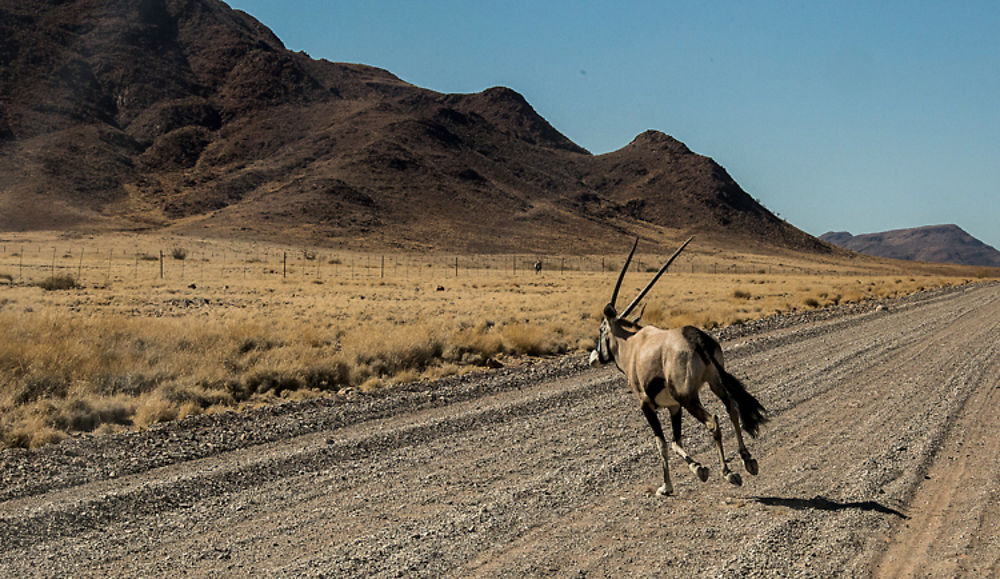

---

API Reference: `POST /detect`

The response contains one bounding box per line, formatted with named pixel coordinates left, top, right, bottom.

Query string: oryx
left=589, top=237, right=768, bottom=496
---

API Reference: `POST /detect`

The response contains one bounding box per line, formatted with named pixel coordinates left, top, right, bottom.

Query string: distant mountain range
left=0, top=0, right=828, bottom=253
left=820, top=225, right=1000, bottom=267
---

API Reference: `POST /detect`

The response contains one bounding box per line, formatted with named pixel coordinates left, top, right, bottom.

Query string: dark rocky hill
left=0, top=0, right=826, bottom=253
left=820, top=225, right=1000, bottom=267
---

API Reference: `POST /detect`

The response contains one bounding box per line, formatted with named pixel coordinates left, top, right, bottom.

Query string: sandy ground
left=2, top=283, right=999, bottom=577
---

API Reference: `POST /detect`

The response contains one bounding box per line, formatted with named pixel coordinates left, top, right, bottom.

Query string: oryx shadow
left=751, top=494, right=908, bottom=519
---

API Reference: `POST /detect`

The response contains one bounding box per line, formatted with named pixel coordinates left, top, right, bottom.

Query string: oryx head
left=589, top=236, right=694, bottom=367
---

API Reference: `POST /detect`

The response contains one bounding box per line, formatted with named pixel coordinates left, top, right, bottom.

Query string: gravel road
left=2, top=282, right=999, bottom=577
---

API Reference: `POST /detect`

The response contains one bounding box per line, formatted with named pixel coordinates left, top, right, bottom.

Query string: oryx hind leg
left=681, top=397, right=742, bottom=486
left=708, top=380, right=759, bottom=476
left=640, top=402, right=673, bottom=496
left=667, top=407, right=710, bottom=482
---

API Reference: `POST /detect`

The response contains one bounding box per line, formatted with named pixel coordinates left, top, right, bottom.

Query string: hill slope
left=820, top=225, right=1000, bottom=267
left=0, top=0, right=825, bottom=253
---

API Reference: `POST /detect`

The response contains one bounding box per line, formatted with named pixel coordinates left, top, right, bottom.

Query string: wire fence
left=0, top=241, right=889, bottom=287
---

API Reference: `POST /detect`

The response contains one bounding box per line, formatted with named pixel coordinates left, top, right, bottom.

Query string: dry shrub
left=499, top=322, right=566, bottom=356
left=3, top=417, right=66, bottom=449
left=36, top=275, right=79, bottom=291
left=447, top=322, right=504, bottom=363
left=0, top=395, right=132, bottom=448
left=43, top=397, right=133, bottom=433
left=343, top=322, right=445, bottom=382
left=157, top=381, right=234, bottom=408
left=133, top=396, right=177, bottom=428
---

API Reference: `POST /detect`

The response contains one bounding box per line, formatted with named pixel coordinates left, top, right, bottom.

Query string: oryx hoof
left=726, top=471, right=743, bottom=486
left=694, top=464, right=710, bottom=482
left=656, top=484, right=673, bottom=496
left=744, top=457, right=759, bottom=476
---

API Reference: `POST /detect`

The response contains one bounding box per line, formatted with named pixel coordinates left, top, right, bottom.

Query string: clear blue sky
left=229, top=1, right=1000, bottom=250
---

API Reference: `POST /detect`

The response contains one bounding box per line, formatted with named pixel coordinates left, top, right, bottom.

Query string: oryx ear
left=603, top=304, right=618, bottom=319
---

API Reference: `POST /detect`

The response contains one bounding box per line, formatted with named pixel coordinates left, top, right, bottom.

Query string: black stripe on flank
left=681, top=325, right=716, bottom=365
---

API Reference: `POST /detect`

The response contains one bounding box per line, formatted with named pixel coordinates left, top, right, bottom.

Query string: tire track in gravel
left=1, top=284, right=998, bottom=577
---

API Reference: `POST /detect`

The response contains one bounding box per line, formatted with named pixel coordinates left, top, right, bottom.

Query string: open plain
left=2, top=280, right=998, bottom=577
left=1, top=232, right=982, bottom=449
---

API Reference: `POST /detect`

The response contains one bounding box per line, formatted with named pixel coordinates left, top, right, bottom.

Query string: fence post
left=78, top=248, right=84, bottom=281
left=159, top=250, right=164, bottom=279
left=283, top=251, right=287, bottom=279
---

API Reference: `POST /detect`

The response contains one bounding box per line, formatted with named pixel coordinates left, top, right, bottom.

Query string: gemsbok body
left=589, top=237, right=768, bottom=496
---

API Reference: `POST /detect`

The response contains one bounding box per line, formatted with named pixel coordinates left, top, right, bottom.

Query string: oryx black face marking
left=589, top=237, right=769, bottom=496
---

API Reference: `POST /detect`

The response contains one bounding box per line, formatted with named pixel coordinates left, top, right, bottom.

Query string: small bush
left=500, top=322, right=561, bottom=356
left=36, top=275, right=79, bottom=291
left=733, top=289, right=752, bottom=300
left=133, top=396, right=178, bottom=428
left=48, top=397, right=132, bottom=433
left=172, top=247, right=188, bottom=260
left=803, top=297, right=820, bottom=308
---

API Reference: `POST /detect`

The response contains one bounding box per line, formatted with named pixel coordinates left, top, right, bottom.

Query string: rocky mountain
left=820, top=225, right=1000, bottom=267
left=0, top=0, right=826, bottom=253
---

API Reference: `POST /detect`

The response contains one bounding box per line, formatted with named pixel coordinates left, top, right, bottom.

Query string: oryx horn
left=610, top=237, right=639, bottom=309
left=619, top=236, right=694, bottom=319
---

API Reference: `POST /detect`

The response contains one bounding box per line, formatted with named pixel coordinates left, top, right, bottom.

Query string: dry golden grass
left=0, top=231, right=992, bottom=448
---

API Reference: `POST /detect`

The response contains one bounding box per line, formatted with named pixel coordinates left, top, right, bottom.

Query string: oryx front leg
left=640, top=403, right=673, bottom=496
left=667, top=408, right=710, bottom=482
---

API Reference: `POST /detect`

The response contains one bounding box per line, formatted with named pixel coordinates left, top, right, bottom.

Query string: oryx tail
left=717, top=365, right=768, bottom=438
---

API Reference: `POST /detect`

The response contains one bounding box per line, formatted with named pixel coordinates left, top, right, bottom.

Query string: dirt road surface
left=2, top=283, right=999, bottom=577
